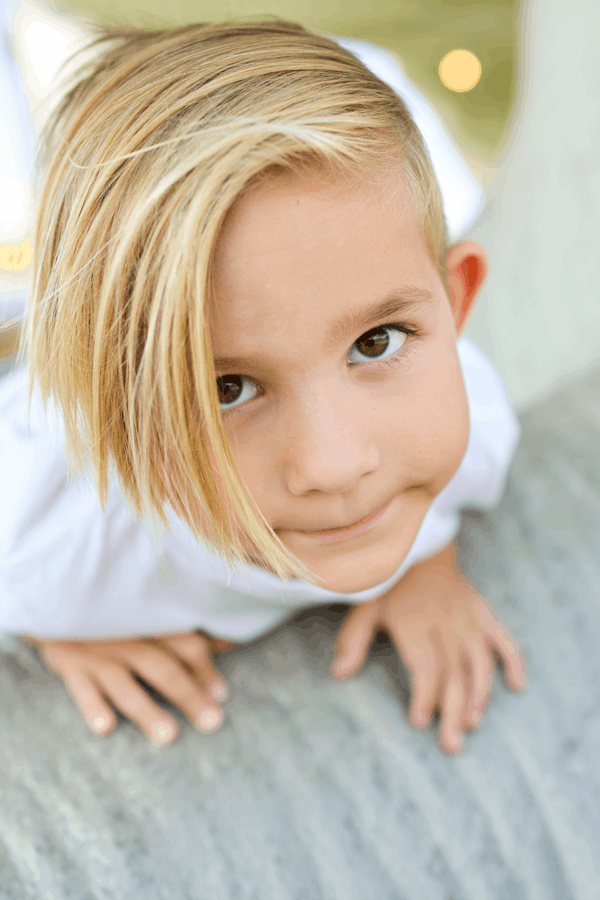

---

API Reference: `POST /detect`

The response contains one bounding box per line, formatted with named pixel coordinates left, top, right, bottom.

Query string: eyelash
left=348, top=323, right=418, bottom=371
left=219, top=321, right=419, bottom=415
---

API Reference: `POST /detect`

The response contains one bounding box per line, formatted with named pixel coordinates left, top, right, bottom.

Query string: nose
left=283, top=391, right=380, bottom=496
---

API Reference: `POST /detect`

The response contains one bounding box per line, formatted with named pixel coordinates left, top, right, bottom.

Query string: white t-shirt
left=0, top=337, right=519, bottom=641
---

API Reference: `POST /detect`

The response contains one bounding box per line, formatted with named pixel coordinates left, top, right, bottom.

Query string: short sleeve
left=440, top=336, right=520, bottom=512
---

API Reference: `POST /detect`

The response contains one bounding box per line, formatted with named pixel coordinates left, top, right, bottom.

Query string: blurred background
left=1, top=0, right=599, bottom=408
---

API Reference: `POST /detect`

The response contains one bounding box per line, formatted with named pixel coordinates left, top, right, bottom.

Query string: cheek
left=207, top=444, right=246, bottom=527
left=214, top=428, right=276, bottom=526
left=388, top=349, right=470, bottom=489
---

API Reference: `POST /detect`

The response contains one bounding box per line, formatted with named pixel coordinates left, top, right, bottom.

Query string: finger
left=160, top=633, right=229, bottom=702
left=95, top=662, right=182, bottom=746
left=478, top=609, right=526, bottom=691
left=127, top=645, right=224, bottom=735
left=331, top=602, right=380, bottom=679
left=398, top=641, right=441, bottom=728
left=210, top=638, right=235, bottom=655
left=440, top=670, right=467, bottom=754
left=464, top=636, right=494, bottom=729
left=62, top=671, right=118, bottom=737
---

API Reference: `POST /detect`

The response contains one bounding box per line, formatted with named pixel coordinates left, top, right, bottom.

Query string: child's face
left=211, top=168, right=486, bottom=591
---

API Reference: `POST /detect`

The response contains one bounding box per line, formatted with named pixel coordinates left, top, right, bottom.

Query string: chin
left=301, top=543, right=410, bottom=594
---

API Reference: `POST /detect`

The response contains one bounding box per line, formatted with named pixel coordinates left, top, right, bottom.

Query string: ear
left=444, top=241, right=488, bottom=334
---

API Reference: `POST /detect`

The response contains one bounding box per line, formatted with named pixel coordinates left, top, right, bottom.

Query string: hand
left=21, top=631, right=234, bottom=746
left=331, top=542, right=525, bottom=754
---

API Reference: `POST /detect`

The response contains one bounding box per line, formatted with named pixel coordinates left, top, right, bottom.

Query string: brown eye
left=216, top=375, right=258, bottom=410
left=348, top=325, right=407, bottom=364
left=217, top=375, right=243, bottom=405
left=355, top=326, right=389, bottom=357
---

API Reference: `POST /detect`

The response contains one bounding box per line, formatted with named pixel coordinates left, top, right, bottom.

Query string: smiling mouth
left=292, top=500, right=391, bottom=544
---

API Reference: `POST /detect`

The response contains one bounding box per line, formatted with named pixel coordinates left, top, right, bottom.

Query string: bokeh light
left=438, top=49, right=482, bottom=93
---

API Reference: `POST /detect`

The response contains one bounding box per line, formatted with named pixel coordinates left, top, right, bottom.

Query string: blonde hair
left=26, top=20, right=448, bottom=581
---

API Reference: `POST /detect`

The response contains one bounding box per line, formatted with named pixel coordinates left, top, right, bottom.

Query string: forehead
left=210, top=167, right=439, bottom=351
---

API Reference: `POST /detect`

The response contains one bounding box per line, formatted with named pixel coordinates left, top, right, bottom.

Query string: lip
left=292, top=499, right=392, bottom=545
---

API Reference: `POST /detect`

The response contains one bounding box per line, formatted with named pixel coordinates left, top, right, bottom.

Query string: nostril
left=284, top=440, right=379, bottom=496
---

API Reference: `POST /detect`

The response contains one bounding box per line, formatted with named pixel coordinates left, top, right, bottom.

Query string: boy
left=1, top=21, right=524, bottom=753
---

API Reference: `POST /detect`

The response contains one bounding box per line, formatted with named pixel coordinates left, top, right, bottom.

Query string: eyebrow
left=213, top=351, right=266, bottom=372
left=212, top=286, right=435, bottom=372
left=326, top=287, right=435, bottom=349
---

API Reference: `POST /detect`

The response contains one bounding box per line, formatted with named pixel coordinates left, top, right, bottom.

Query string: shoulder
left=443, top=337, right=520, bottom=510
left=457, top=335, right=519, bottom=434
left=0, top=367, right=99, bottom=560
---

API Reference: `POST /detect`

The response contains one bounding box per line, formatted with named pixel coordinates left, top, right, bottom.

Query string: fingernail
left=210, top=681, right=228, bottom=703
left=331, top=659, right=348, bottom=679
left=197, top=708, right=223, bottom=734
left=92, top=716, right=107, bottom=733
left=152, top=722, right=175, bottom=746
left=450, top=735, right=464, bottom=752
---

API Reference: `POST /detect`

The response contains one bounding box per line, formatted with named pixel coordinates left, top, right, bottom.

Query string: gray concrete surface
left=0, top=362, right=599, bottom=899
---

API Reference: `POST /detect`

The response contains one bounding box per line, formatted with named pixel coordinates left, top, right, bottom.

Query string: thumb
left=331, top=601, right=381, bottom=679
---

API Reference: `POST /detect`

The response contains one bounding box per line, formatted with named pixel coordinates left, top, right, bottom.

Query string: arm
left=331, top=541, right=525, bottom=754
